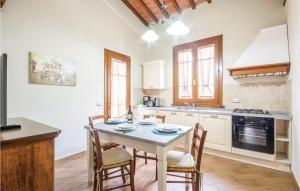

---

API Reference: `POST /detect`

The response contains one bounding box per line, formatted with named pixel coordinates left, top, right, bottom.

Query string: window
left=111, top=58, right=128, bottom=118
left=173, top=35, right=223, bottom=107
left=104, top=49, right=131, bottom=118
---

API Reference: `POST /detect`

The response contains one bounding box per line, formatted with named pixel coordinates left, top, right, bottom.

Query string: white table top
left=86, top=122, right=193, bottom=147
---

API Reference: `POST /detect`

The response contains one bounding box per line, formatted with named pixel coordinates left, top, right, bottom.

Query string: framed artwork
left=29, top=52, right=76, bottom=86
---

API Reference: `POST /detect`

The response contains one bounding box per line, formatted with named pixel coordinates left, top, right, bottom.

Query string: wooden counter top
left=1, top=117, right=61, bottom=145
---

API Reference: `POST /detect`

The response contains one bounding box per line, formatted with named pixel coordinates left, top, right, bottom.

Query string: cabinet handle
left=210, top=115, right=219, bottom=118
left=170, top=112, right=177, bottom=115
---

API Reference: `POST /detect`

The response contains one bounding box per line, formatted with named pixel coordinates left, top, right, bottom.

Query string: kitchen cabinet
left=199, top=114, right=232, bottom=152
left=163, top=111, right=184, bottom=125
left=155, top=111, right=231, bottom=152
left=182, top=113, right=199, bottom=128
left=156, top=111, right=199, bottom=127
left=143, top=60, right=166, bottom=90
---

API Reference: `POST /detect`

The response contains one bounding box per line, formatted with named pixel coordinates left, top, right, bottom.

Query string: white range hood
left=228, top=24, right=290, bottom=78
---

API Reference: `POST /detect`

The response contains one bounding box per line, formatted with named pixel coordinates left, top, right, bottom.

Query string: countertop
left=1, top=117, right=61, bottom=145
left=141, top=106, right=292, bottom=120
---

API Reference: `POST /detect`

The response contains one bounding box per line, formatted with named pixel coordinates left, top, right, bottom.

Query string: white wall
left=144, top=0, right=286, bottom=85
left=143, top=0, right=289, bottom=111
left=1, top=0, right=145, bottom=159
left=287, top=0, right=300, bottom=186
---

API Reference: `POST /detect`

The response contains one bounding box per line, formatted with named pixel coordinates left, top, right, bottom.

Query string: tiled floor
left=55, top=151, right=296, bottom=191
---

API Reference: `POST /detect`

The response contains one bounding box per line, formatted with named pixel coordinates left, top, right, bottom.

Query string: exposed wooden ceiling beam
left=153, top=0, right=169, bottom=19
left=283, top=0, right=287, bottom=6
left=140, top=0, right=159, bottom=23
left=188, top=0, right=196, bottom=9
left=207, top=0, right=212, bottom=4
left=172, top=0, right=182, bottom=14
left=121, top=0, right=149, bottom=27
left=0, top=0, right=6, bottom=8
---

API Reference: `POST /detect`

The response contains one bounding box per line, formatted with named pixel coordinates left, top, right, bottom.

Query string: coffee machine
left=143, top=96, right=151, bottom=106
left=154, top=98, right=160, bottom=107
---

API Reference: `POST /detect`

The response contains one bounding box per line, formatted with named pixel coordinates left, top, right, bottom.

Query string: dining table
left=85, top=121, right=194, bottom=191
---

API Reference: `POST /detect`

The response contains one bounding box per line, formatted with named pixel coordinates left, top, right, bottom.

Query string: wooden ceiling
left=122, top=0, right=211, bottom=26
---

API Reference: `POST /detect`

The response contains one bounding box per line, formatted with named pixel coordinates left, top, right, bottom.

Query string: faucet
left=184, top=102, right=196, bottom=108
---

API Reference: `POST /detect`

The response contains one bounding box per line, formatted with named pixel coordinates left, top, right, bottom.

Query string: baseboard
left=292, top=172, right=300, bottom=191
left=203, top=148, right=291, bottom=172
left=55, top=151, right=86, bottom=163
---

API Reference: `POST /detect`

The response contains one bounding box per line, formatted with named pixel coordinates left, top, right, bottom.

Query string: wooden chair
left=166, top=123, right=207, bottom=191
left=89, top=115, right=120, bottom=151
left=89, top=115, right=122, bottom=181
left=88, top=126, right=135, bottom=191
left=133, top=114, right=166, bottom=180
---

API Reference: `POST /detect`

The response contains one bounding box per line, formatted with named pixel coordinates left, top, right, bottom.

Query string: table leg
left=87, top=129, right=94, bottom=183
left=184, top=131, right=192, bottom=189
left=156, top=146, right=167, bottom=191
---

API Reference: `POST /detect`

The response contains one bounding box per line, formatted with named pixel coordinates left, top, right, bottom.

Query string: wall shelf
left=276, top=152, right=290, bottom=164
left=275, top=119, right=291, bottom=165
left=228, top=62, right=290, bottom=78
left=276, top=135, right=289, bottom=142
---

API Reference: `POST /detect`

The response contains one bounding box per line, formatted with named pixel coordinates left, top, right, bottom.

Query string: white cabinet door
left=182, top=113, right=199, bottom=128
left=143, top=64, right=158, bottom=89
left=199, top=114, right=232, bottom=152
left=164, top=111, right=184, bottom=125
left=143, top=60, right=165, bottom=89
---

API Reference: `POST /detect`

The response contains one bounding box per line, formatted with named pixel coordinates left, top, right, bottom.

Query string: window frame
left=173, top=35, right=223, bottom=107
left=104, top=49, right=131, bottom=119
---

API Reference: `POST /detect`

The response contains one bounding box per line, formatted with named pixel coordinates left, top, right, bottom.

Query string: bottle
left=127, top=105, right=133, bottom=124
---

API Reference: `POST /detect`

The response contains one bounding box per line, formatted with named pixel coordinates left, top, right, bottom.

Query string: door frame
left=104, top=49, right=131, bottom=118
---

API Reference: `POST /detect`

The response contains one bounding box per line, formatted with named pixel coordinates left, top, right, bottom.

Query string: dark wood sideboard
left=1, top=118, right=61, bottom=191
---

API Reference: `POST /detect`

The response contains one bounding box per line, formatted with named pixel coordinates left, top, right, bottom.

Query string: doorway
left=104, top=49, right=131, bottom=118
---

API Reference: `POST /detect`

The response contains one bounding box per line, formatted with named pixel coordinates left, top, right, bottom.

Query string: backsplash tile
left=137, top=81, right=291, bottom=112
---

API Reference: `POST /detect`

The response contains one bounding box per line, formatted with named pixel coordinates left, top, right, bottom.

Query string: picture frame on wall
left=29, top=52, right=76, bottom=86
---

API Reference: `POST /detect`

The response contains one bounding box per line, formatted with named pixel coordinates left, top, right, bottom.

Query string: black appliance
left=0, top=54, right=7, bottom=127
left=147, top=100, right=154, bottom=107
left=232, top=115, right=274, bottom=154
left=0, top=54, right=21, bottom=129
left=143, top=96, right=151, bottom=106
left=154, top=98, right=160, bottom=107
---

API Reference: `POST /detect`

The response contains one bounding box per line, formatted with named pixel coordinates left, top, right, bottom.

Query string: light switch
left=232, top=98, right=240, bottom=103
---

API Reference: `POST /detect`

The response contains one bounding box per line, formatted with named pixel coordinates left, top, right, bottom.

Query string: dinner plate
left=155, top=125, right=179, bottom=133
left=105, top=118, right=127, bottom=124
left=114, top=124, right=136, bottom=132
left=138, top=120, right=156, bottom=125
left=152, top=128, right=182, bottom=135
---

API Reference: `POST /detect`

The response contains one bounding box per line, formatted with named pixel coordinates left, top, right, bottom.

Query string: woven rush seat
left=102, top=148, right=132, bottom=169
left=167, top=151, right=196, bottom=172
left=166, top=123, right=207, bottom=191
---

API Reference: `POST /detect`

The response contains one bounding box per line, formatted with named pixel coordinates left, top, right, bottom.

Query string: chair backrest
left=144, top=114, right=166, bottom=123
left=191, top=123, right=207, bottom=172
left=89, top=115, right=108, bottom=128
left=88, top=126, right=104, bottom=171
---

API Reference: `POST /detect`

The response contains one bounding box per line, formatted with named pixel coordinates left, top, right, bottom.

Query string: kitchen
left=0, top=0, right=299, bottom=191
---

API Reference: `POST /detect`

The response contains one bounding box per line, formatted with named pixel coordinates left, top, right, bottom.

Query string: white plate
left=156, top=125, right=178, bottom=133
left=108, top=118, right=127, bottom=123
left=114, top=124, right=136, bottom=131
left=138, top=120, right=156, bottom=125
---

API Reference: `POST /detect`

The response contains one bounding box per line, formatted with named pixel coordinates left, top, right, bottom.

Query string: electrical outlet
left=232, top=98, right=240, bottom=103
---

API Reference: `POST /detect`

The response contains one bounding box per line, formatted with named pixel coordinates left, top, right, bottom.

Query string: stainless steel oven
left=232, top=116, right=274, bottom=154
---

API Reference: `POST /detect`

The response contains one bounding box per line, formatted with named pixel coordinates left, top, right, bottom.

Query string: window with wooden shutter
left=173, top=35, right=223, bottom=107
